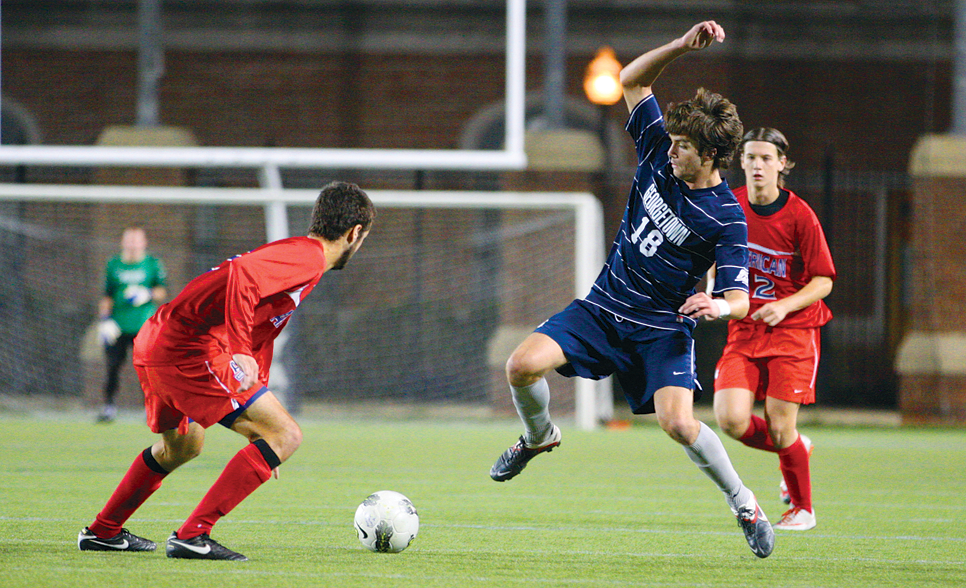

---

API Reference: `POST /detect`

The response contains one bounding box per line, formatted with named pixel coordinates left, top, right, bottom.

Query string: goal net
left=0, top=184, right=609, bottom=427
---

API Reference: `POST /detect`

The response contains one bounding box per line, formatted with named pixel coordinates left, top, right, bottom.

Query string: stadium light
left=583, top=46, right=623, bottom=106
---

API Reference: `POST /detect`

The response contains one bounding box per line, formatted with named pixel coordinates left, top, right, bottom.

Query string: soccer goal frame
left=0, top=0, right=616, bottom=426
left=0, top=183, right=612, bottom=430
left=0, top=0, right=527, bottom=175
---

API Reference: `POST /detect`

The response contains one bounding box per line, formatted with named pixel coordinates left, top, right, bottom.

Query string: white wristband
left=713, top=298, right=731, bottom=319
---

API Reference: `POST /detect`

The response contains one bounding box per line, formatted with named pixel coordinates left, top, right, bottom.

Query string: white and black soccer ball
left=353, top=490, right=419, bottom=553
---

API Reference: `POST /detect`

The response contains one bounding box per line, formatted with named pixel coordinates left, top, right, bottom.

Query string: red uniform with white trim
left=714, top=187, right=836, bottom=404
left=134, top=236, right=326, bottom=432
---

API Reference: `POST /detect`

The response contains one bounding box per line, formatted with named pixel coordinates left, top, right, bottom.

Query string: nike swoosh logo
left=355, top=524, right=368, bottom=539
left=170, top=539, right=211, bottom=555
left=89, top=538, right=129, bottom=549
left=673, top=371, right=687, bottom=375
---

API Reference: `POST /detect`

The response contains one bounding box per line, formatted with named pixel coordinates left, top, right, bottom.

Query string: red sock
left=738, top=415, right=779, bottom=452
left=89, top=448, right=167, bottom=538
left=177, top=442, right=273, bottom=539
left=778, top=435, right=812, bottom=512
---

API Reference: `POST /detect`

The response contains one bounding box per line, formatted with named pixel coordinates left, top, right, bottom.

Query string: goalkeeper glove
left=123, top=285, right=153, bottom=307
left=98, top=318, right=122, bottom=346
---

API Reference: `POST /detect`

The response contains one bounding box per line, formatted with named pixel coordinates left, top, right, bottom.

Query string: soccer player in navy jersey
left=489, top=21, right=775, bottom=558
left=78, top=182, right=374, bottom=561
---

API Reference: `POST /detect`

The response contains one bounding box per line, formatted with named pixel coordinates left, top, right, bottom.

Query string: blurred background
left=1, top=0, right=963, bottom=426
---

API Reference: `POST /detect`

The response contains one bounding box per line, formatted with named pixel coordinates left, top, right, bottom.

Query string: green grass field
left=1, top=412, right=964, bottom=587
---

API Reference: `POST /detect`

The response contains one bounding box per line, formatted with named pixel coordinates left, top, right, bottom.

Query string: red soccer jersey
left=733, top=186, right=836, bottom=329
left=134, top=236, right=327, bottom=383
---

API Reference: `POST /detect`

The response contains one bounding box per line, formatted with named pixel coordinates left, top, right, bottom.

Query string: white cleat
left=774, top=506, right=817, bottom=531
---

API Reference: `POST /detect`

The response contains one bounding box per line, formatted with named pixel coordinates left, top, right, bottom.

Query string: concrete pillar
left=895, top=134, right=966, bottom=425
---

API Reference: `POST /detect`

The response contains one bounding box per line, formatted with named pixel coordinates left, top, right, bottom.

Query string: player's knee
left=715, top=413, right=748, bottom=440
left=658, top=414, right=698, bottom=445
left=161, top=438, right=203, bottom=469
left=768, top=425, right=795, bottom=449
left=505, top=351, right=546, bottom=387
left=273, top=423, right=303, bottom=461
left=179, top=443, right=203, bottom=463
left=288, top=424, right=304, bottom=453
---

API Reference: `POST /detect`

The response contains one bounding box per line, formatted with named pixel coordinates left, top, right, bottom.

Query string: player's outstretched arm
left=619, top=20, right=726, bottom=112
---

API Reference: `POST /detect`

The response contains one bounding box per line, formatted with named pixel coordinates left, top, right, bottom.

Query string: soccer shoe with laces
left=166, top=531, right=248, bottom=561
left=489, top=425, right=561, bottom=482
left=733, top=497, right=775, bottom=558
left=774, top=506, right=817, bottom=531
left=779, top=433, right=814, bottom=505
left=78, top=527, right=157, bottom=552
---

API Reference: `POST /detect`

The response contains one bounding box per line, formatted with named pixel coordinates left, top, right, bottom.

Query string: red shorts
left=714, top=323, right=821, bottom=405
left=136, top=354, right=268, bottom=434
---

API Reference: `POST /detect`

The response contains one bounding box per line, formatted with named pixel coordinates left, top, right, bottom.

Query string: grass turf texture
left=1, top=414, right=964, bottom=587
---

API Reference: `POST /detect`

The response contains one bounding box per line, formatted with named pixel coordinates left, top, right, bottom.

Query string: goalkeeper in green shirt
left=97, top=227, right=167, bottom=422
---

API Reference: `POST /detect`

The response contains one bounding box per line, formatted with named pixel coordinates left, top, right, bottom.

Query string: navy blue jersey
left=584, top=94, right=748, bottom=332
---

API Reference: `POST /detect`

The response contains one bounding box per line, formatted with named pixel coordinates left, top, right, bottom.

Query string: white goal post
left=0, top=0, right=528, bottom=174
left=0, top=184, right=612, bottom=430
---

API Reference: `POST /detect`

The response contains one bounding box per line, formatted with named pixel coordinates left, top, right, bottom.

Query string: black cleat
left=78, top=527, right=157, bottom=552
left=166, top=531, right=248, bottom=561
left=95, top=405, right=117, bottom=423
left=734, top=499, right=775, bottom=558
left=490, top=425, right=561, bottom=482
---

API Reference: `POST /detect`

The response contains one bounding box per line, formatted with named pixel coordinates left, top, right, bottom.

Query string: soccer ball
left=353, top=490, right=419, bottom=553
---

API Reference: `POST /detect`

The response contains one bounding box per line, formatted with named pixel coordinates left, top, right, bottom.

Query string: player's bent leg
left=491, top=334, right=567, bottom=482
left=172, top=391, right=297, bottom=556
left=657, top=387, right=775, bottom=557
left=229, top=390, right=303, bottom=463
left=82, top=428, right=204, bottom=554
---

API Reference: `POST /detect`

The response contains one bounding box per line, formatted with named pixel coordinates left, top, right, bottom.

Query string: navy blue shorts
left=535, top=299, right=700, bottom=415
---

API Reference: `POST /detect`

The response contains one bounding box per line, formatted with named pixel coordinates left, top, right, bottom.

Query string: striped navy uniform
left=584, top=94, right=749, bottom=332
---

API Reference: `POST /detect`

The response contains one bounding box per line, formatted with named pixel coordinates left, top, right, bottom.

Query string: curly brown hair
left=665, top=87, right=743, bottom=170
left=308, top=181, right=376, bottom=241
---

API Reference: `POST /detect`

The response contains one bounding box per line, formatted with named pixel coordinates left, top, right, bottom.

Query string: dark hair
left=739, top=127, right=796, bottom=187
left=308, top=181, right=375, bottom=240
left=665, top=87, right=743, bottom=170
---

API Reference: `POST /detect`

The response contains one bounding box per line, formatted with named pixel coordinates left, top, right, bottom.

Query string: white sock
left=511, top=378, right=553, bottom=446
left=684, top=422, right=753, bottom=512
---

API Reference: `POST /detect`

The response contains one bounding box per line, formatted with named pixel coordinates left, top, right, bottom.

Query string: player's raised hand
left=681, top=21, right=725, bottom=51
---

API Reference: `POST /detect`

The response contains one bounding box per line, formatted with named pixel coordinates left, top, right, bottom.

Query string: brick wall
left=2, top=48, right=950, bottom=173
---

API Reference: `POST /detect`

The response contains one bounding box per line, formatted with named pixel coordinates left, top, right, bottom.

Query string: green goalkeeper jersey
left=104, top=254, right=167, bottom=335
